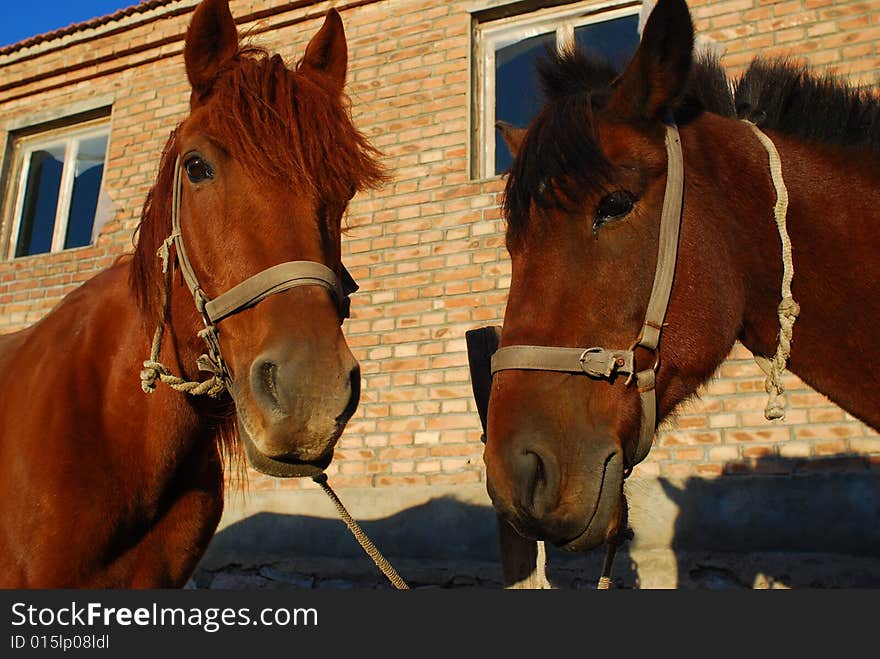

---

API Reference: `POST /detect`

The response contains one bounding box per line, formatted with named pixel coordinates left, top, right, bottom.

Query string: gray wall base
left=198, top=471, right=880, bottom=587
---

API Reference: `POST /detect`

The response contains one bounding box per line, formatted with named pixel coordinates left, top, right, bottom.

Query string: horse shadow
left=651, top=452, right=880, bottom=588
left=196, top=495, right=639, bottom=589
left=197, top=496, right=500, bottom=588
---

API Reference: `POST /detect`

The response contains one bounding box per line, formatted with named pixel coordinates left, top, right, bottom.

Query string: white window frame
left=474, top=0, right=641, bottom=179
left=5, top=118, right=110, bottom=259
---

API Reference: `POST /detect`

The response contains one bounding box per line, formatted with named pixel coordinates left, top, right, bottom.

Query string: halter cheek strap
left=141, top=157, right=357, bottom=396
left=490, top=123, right=684, bottom=470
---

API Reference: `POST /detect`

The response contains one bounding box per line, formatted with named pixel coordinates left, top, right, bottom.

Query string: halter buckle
left=579, top=347, right=629, bottom=379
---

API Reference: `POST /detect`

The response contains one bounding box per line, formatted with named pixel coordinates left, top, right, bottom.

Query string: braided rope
left=139, top=240, right=228, bottom=399
left=745, top=122, right=800, bottom=421
left=139, top=321, right=226, bottom=397
left=141, top=359, right=226, bottom=397
left=312, top=474, right=409, bottom=589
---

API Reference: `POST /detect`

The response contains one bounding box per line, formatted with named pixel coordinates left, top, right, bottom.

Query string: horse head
left=134, top=0, right=385, bottom=476
left=485, top=0, right=740, bottom=551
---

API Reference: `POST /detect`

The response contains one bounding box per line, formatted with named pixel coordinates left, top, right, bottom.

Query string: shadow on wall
left=541, top=452, right=880, bottom=588
left=650, top=453, right=880, bottom=588
left=199, top=453, right=880, bottom=588
left=200, top=496, right=503, bottom=587
left=200, top=494, right=636, bottom=588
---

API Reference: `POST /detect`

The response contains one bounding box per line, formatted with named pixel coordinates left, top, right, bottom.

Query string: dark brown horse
left=485, top=0, right=880, bottom=570
left=0, top=0, right=384, bottom=587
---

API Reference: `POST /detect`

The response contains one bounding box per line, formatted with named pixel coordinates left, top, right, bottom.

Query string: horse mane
left=503, top=46, right=880, bottom=232
left=732, top=59, right=880, bottom=151
left=502, top=49, right=617, bottom=235
left=131, top=46, right=387, bottom=319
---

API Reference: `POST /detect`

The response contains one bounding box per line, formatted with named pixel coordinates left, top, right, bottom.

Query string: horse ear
left=301, top=9, right=348, bottom=90
left=496, top=121, right=527, bottom=158
left=184, top=0, right=239, bottom=99
left=607, top=0, right=693, bottom=121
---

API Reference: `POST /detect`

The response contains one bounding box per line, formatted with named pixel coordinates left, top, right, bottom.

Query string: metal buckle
left=625, top=338, right=661, bottom=386
left=579, top=347, right=601, bottom=376
left=579, top=347, right=626, bottom=379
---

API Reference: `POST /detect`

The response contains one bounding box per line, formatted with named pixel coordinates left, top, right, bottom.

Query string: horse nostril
left=532, top=452, right=546, bottom=506
left=253, top=359, right=285, bottom=414
left=337, top=365, right=361, bottom=425
left=513, top=449, right=558, bottom=520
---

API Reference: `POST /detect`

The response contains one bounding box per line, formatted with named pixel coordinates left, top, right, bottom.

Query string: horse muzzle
left=233, top=344, right=360, bottom=477
left=485, top=426, right=625, bottom=552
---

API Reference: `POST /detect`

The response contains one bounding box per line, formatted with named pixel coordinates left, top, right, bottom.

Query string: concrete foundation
left=196, top=471, right=880, bottom=588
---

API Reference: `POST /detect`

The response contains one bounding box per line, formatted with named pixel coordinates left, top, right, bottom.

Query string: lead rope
left=744, top=121, right=800, bottom=421
left=597, top=550, right=616, bottom=590
left=312, top=474, right=409, bottom=589
left=596, top=490, right=632, bottom=590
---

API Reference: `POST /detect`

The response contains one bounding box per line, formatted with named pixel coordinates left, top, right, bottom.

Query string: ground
left=190, top=550, right=880, bottom=590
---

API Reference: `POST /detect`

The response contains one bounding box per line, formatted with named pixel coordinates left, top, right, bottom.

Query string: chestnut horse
left=0, top=0, right=383, bottom=587
left=485, top=0, right=880, bottom=577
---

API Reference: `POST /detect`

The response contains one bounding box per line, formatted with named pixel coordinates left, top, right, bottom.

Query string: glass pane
left=65, top=134, right=108, bottom=249
left=15, top=145, right=65, bottom=257
left=494, top=31, right=555, bottom=175
left=574, top=14, right=640, bottom=70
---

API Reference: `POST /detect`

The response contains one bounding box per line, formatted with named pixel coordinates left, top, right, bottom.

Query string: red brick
left=0, top=0, right=875, bottom=493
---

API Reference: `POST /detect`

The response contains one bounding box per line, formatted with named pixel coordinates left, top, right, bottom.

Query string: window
left=5, top=119, right=109, bottom=258
left=474, top=1, right=641, bottom=178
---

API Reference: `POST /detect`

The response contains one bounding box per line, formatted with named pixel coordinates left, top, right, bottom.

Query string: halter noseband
left=490, top=123, right=684, bottom=471
left=141, top=156, right=357, bottom=395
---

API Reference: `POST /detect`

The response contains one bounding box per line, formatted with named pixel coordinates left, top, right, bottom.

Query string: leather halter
left=164, top=156, right=357, bottom=385
left=490, top=123, right=684, bottom=470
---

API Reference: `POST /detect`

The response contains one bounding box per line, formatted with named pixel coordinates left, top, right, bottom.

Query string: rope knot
left=196, top=374, right=227, bottom=398
left=140, top=359, right=170, bottom=394
left=778, top=296, right=800, bottom=320
left=156, top=234, right=178, bottom=274
left=764, top=400, right=787, bottom=421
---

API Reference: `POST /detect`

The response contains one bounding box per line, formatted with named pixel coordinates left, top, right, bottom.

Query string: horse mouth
left=235, top=411, right=335, bottom=478
left=556, top=451, right=624, bottom=552
left=240, top=430, right=334, bottom=478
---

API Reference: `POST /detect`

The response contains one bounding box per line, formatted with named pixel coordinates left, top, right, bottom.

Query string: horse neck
left=87, top=261, right=220, bottom=478
left=0, top=259, right=219, bottom=497
left=694, top=115, right=880, bottom=429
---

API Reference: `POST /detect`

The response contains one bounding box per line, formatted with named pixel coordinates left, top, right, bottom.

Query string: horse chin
left=557, top=451, right=624, bottom=553
left=235, top=416, right=335, bottom=479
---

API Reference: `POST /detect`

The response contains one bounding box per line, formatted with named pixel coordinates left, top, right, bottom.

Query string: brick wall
left=0, top=0, right=877, bottom=499
left=689, top=0, right=880, bottom=83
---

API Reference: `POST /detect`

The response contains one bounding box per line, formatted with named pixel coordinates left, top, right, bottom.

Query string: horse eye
left=184, top=156, right=214, bottom=183
left=593, top=190, right=635, bottom=237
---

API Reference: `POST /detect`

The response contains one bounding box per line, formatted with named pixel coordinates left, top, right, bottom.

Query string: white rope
left=534, top=540, right=551, bottom=588
left=745, top=121, right=800, bottom=421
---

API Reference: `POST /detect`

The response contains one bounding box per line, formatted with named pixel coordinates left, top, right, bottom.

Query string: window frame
left=473, top=0, right=641, bottom=179
left=4, top=117, right=110, bottom=260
